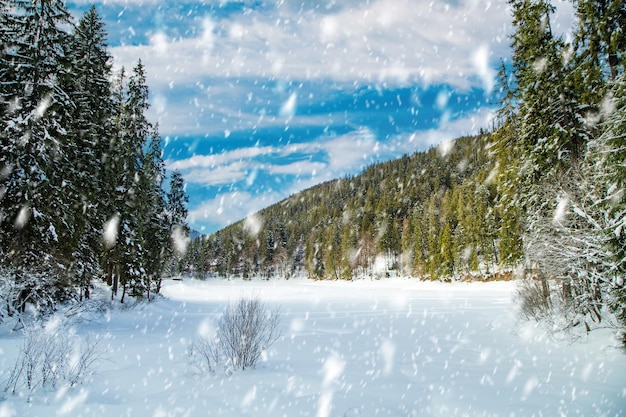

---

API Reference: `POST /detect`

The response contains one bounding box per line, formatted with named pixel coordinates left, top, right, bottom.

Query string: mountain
left=183, top=132, right=522, bottom=280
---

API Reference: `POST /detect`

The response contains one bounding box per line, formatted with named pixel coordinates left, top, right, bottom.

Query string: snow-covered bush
left=3, top=321, right=106, bottom=397
left=188, top=297, right=282, bottom=374
left=0, top=265, right=74, bottom=320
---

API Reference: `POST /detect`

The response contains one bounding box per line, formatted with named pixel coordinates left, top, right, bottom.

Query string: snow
left=103, top=215, right=119, bottom=248
left=279, top=93, right=297, bottom=118
left=1, top=278, right=624, bottom=417
left=14, top=206, right=30, bottom=230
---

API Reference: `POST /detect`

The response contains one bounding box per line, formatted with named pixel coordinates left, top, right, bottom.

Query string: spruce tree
left=166, top=169, right=189, bottom=277
left=62, top=5, right=114, bottom=298
left=584, top=74, right=626, bottom=334
left=137, top=129, right=170, bottom=297
left=0, top=0, right=76, bottom=310
left=574, top=0, right=625, bottom=82
left=104, top=61, right=153, bottom=300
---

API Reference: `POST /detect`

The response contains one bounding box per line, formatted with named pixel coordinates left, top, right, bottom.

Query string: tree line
left=0, top=1, right=189, bottom=315
left=184, top=0, right=625, bottom=340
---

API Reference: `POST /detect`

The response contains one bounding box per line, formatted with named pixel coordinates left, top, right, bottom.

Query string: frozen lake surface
left=1, top=278, right=624, bottom=416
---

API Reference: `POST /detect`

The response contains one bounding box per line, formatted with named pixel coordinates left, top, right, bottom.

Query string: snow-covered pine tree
left=136, top=128, right=170, bottom=298
left=574, top=0, right=625, bottom=83
left=165, top=169, right=189, bottom=278
left=167, top=170, right=189, bottom=228
left=508, top=0, right=580, bottom=187
left=62, top=6, right=114, bottom=299
left=111, top=61, right=152, bottom=301
left=584, top=75, right=626, bottom=337
left=0, top=0, right=76, bottom=312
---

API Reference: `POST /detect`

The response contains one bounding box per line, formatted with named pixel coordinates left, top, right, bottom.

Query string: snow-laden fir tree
left=166, top=169, right=190, bottom=277
left=62, top=5, right=114, bottom=300
left=0, top=0, right=76, bottom=312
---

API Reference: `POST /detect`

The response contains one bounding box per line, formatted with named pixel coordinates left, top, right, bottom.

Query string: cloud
left=187, top=190, right=284, bottom=232
left=184, top=161, right=250, bottom=186
left=109, top=0, right=514, bottom=89
left=167, top=145, right=276, bottom=171
left=268, top=160, right=326, bottom=176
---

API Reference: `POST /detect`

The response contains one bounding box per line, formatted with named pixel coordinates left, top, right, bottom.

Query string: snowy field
left=1, top=278, right=624, bottom=417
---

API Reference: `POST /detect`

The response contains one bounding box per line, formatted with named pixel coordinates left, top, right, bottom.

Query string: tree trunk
left=121, top=283, right=127, bottom=304
left=113, top=265, right=119, bottom=297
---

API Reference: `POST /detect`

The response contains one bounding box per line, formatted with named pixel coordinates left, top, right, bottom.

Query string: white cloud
left=320, top=128, right=378, bottom=173
left=187, top=190, right=284, bottom=232
left=269, top=160, right=326, bottom=176
left=184, top=161, right=250, bottom=186
left=167, top=145, right=276, bottom=171
left=110, top=0, right=515, bottom=89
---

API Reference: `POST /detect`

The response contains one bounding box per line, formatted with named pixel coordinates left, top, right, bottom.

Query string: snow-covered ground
left=1, top=278, right=624, bottom=417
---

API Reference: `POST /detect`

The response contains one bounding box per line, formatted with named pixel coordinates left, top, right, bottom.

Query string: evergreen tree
left=168, top=170, right=189, bottom=228
left=62, top=5, right=114, bottom=299
left=574, top=0, right=625, bottom=82
left=104, top=61, right=153, bottom=300
left=137, top=129, right=170, bottom=297
left=0, top=0, right=76, bottom=310
left=0, top=2, right=187, bottom=309
left=498, top=0, right=626, bottom=342
left=166, top=169, right=190, bottom=276
left=584, top=74, right=626, bottom=334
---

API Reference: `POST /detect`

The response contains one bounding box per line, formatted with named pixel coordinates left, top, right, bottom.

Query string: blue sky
left=67, top=0, right=575, bottom=234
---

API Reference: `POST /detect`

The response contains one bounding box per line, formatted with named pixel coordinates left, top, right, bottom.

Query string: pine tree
left=0, top=0, right=76, bottom=310
left=166, top=169, right=189, bottom=277
left=167, top=170, right=189, bottom=227
left=104, top=61, right=153, bottom=300
left=438, top=223, right=454, bottom=278
left=62, top=5, right=114, bottom=299
left=502, top=0, right=626, bottom=341
left=574, top=0, right=625, bottom=82
left=137, top=129, right=170, bottom=297
left=509, top=0, right=578, bottom=182
left=0, top=1, right=15, bottom=105
left=584, top=74, right=626, bottom=334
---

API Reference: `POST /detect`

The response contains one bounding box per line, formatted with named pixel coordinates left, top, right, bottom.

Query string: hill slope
left=184, top=133, right=522, bottom=280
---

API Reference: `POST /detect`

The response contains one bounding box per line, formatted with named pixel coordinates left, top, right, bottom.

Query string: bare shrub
left=66, top=333, right=107, bottom=386
left=3, top=322, right=106, bottom=397
left=188, top=296, right=282, bottom=374
left=187, top=336, right=221, bottom=375
left=219, top=297, right=281, bottom=370
left=516, top=276, right=552, bottom=322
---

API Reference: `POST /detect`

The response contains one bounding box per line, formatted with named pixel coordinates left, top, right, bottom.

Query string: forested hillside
left=184, top=133, right=520, bottom=281
left=0, top=3, right=189, bottom=313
